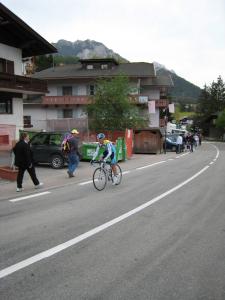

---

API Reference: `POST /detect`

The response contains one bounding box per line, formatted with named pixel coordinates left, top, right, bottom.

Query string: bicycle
left=91, top=160, right=122, bottom=191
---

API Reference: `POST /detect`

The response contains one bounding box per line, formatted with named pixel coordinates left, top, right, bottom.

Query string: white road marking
left=136, top=161, right=166, bottom=170
left=9, top=192, right=51, bottom=203
left=0, top=165, right=211, bottom=279
left=123, top=171, right=130, bottom=174
left=179, top=153, right=190, bottom=157
left=79, top=180, right=93, bottom=186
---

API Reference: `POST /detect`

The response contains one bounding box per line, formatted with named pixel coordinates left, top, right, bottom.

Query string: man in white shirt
left=176, top=134, right=183, bottom=154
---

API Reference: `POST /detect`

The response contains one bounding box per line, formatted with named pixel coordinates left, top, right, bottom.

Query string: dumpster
left=115, top=138, right=123, bottom=161
left=81, top=142, right=98, bottom=161
left=82, top=139, right=126, bottom=161
left=121, top=137, right=127, bottom=161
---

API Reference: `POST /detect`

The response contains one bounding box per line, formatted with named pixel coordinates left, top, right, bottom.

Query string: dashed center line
left=9, top=192, right=51, bottom=203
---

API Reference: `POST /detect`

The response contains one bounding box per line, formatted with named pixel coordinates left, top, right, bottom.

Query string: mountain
left=155, top=64, right=201, bottom=104
left=52, top=39, right=128, bottom=62
left=51, top=39, right=201, bottom=103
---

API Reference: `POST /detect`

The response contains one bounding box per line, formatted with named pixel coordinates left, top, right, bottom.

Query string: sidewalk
left=0, top=151, right=178, bottom=201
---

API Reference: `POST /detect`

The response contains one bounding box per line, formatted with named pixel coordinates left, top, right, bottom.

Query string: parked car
left=29, top=131, right=68, bottom=169
left=164, top=134, right=184, bottom=152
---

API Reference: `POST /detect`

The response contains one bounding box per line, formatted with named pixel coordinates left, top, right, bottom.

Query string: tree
left=215, top=109, right=225, bottom=129
left=34, top=55, right=53, bottom=71
left=87, top=75, right=148, bottom=131
left=196, top=76, right=225, bottom=132
left=198, top=76, right=225, bottom=117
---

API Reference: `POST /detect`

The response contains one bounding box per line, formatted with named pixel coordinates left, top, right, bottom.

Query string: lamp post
left=164, top=108, right=168, bottom=154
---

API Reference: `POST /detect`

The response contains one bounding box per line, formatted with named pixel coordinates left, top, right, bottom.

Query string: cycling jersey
left=92, top=139, right=117, bottom=164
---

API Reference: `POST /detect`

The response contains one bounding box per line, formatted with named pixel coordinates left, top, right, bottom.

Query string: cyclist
left=91, top=133, right=119, bottom=185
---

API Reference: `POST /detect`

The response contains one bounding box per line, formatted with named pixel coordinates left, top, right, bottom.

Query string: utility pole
left=164, top=107, right=168, bottom=154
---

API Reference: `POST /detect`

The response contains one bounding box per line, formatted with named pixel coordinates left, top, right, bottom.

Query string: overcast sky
left=2, top=0, right=225, bottom=88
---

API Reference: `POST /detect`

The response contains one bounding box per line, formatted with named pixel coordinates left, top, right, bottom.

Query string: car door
left=30, top=133, right=50, bottom=163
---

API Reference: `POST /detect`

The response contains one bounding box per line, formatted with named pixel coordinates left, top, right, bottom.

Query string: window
left=63, top=109, right=73, bottom=118
left=87, top=64, right=93, bottom=70
left=49, top=134, right=63, bottom=146
left=101, top=64, right=108, bottom=70
left=62, top=86, right=72, bottom=95
left=0, top=99, right=12, bottom=114
left=0, top=58, right=14, bottom=74
left=0, top=60, right=4, bottom=72
left=23, top=116, right=32, bottom=128
left=89, top=85, right=95, bottom=95
left=31, top=134, right=49, bottom=145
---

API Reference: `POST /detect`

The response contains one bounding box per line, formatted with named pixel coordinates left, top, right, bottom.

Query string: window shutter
left=6, top=60, right=14, bottom=74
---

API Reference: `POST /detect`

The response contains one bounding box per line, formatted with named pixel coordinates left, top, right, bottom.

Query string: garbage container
left=82, top=139, right=126, bottom=161
left=81, top=142, right=98, bottom=161
left=116, top=138, right=123, bottom=161
left=121, top=138, right=127, bottom=161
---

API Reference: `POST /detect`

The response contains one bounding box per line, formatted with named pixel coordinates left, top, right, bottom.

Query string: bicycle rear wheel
left=93, top=167, right=107, bottom=191
left=111, top=164, right=122, bottom=185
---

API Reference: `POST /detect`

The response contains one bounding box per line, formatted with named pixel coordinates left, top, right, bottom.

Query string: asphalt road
left=0, top=142, right=225, bottom=300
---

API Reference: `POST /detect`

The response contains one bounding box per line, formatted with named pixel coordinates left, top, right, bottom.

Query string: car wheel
left=51, top=155, right=64, bottom=169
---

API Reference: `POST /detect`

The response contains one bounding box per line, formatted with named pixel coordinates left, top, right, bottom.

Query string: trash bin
left=82, top=139, right=126, bottom=161
left=81, top=142, right=98, bottom=161
left=116, top=138, right=123, bottom=161
left=121, top=138, right=127, bottom=161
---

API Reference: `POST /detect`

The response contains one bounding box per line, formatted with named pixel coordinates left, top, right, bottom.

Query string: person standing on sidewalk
left=13, top=132, right=43, bottom=192
left=66, top=129, right=80, bottom=178
left=176, top=134, right=183, bottom=154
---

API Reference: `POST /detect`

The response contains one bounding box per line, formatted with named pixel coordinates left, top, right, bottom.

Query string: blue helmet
left=97, top=133, right=105, bottom=140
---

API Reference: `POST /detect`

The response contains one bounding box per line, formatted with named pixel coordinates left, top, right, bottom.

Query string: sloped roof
left=32, top=62, right=156, bottom=79
left=0, top=3, right=57, bottom=57
left=152, top=75, right=174, bottom=87
left=141, top=75, right=174, bottom=87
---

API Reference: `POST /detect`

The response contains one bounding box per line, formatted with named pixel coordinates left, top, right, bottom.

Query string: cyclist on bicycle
left=91, top=133, right=119, bottom=184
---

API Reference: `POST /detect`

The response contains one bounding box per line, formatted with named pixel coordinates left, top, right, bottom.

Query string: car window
left=31, top=134, right=49, bottom=145
left=49, top=134, right=63, bottom=146
left=167, top=135, right=177, bottom=142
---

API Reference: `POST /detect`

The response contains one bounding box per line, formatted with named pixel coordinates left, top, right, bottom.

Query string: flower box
left=0, top=166, right=18, bottom=181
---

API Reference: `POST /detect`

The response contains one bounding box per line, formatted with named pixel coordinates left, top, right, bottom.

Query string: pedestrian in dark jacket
left=187, top=133, right=194, bottom=152
left=67, top=129, right=81, bottom=178
left=13, top=132, right=43, bottom=192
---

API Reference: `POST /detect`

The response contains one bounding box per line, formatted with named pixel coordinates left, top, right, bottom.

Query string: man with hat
left=67, top=129, right=80, bottom=178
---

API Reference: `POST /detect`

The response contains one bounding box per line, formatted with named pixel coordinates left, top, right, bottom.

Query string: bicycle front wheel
left=93, top=167, right=107, bottom=191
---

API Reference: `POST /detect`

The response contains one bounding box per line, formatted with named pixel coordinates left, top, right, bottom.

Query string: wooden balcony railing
left=129, top=96, right=169, bottom=107
left=155, top=99, right=169, bottom=108
left=42, top=95, right=169, bottom=107
left=0, top=72, right=48, bottom=94
left=42, top=95, right=91, bottom=105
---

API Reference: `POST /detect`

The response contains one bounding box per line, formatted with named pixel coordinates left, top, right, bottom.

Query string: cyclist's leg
left=111, top=153, right=117, bottom=176
left=110, top=153, right=120, bottom=184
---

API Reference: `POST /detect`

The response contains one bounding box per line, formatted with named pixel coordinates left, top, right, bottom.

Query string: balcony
left=0, top=72, right=48, bottom=94
left=155, top=99, right=169, bottom=108
left=42, top=96, right=170, bottom=107
left=129, top=96, right=169, bottom=107
left=42, top=95, right=91, bottom=105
